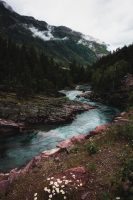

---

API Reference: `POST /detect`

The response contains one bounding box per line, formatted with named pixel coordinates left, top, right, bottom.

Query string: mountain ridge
left=0, top=0, right=109, bottom=65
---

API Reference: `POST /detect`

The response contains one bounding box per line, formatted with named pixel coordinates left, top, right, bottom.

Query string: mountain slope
left=0, top=1, right=109, bottom=65
left=91, top=44, right=133, bottom=108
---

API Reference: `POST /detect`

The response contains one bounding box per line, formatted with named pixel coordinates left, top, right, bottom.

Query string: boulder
left=71, top=135, right=86, bottom=143
left=0, top=118, right=25, bottom=135
left=120, top=112, right=126, bottom=116
left=89, top=124, right=108, bottom=136
left=57, top=139, right=73, bottom=149
left=80, top=91, right=92, bottom=98
left=42, top=148, right=61, bottom=157
left=8, top=168, right=21, bottom=183
left=21, top=159, right=35, bottom=174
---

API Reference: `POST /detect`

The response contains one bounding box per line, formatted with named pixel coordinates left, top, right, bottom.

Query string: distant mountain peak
left=0, top=1, right=109, bottom=64
left=0, top=0, right=14, bottom=12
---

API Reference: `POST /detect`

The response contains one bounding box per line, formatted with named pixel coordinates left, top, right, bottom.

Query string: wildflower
left=47, top=189, right=51, bottom=193
left=116, top=197, right=120, bottom=200
left=54, top=182, right=59, bottom=187
left=64, top=196, right=67, bottom=199
left=63, top=176, right=66, bottom=179
left=60, top=189, right=65, bottom=194
left=52, top=189, right=55, bottom=193
left=65, top=180, right=69, bottom=184
left=34, top=193, right=37, bottom=197
left=72, top=175, right=75, bottom=179
left=49, top=194, right=52, bottom=198
left=80, top=183, right=83, bottom=186
left=55, top=187, right=60, bottom=193
left=44, top=187, right=50, bottom=192
left=61, top=185, right=65, bottom=188
left=58, top=180, right=62, bottom=184
left=34, top=197, right=37, bottom=200
left=47, top=178, right=50, bottom=181
left=50, top=181, right=54, bottom=185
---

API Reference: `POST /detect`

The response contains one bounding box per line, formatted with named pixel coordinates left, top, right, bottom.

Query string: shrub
left=107, top=123, right=133, bottom=145
left=101, top=192, right=111, bottom=200
left=122, top=158, right=133, bottom=179
left=70, top=146, right=79, bottom=154
left=114, top=158, right=133, bottom=200
left=86, top=142, right=99, bottom=155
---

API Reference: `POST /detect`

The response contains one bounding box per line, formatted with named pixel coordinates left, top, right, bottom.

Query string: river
left=0, top=86, right=119, bottom=172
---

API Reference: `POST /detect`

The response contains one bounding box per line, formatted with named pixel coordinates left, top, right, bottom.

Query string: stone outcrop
left=89, top=124, right=109, bottom=136
left=71, top=135, right=86, bottom=143
left=0, top=94, right=95, bottom=135
left=25, top=103, right=95, bottom=125
left=57, top=139, right=74, bottom=149
left=77, top=91, right=92, bottom=99
left=41, top=148, right=61, bottom=158
left=0, top=94, right=95, bottom=125
left=0, top=118, right=25, bottom=135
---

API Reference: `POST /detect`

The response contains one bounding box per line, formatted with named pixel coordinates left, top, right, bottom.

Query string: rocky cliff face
left=0, top=0, right=109, bottom=65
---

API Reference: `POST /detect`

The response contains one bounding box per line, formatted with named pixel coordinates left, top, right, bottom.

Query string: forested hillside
left=91, top=45, right=133, bottom=107
left=0, top=36, right=91, bottom=96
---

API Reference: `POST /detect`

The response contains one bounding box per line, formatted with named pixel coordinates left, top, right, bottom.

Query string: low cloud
left=6, top=0, right=133, bottom=50
left=28, top=25, right=68, bottom=41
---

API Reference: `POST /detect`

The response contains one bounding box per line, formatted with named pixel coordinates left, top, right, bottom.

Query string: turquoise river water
left=0, top=86, right=119, bottom=172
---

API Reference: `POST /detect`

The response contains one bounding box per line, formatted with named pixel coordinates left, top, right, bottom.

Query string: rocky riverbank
left=0, top=123, right=109, bottom=193
left=0, top=92, right=95, bottom=135
left=1, top=109, right=132, bottom=200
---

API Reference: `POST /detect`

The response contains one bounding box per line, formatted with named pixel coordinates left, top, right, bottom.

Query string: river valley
left=0, top=86, right=119, bottom=172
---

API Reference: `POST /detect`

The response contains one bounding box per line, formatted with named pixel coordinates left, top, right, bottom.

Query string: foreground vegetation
left=1, top=112, right=133, bottom=200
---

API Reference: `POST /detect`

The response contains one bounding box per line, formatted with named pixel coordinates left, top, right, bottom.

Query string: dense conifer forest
left=0, top=36, right=91, bottom=96
left=92, top=45, right=133, bottom=92
left=91, top=45, right=133, bottom=107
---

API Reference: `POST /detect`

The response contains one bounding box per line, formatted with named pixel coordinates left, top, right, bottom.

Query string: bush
left=114, top=158, right=133, bottom=200
left=70, top=146, right=79, bottom=154
left=107, top=124, right=133, bottom=145
left=86, top=142, right=99, bottom=155
left=101, top=192, right=111, bottom=200
left=122, top=158, right=133, bottom=179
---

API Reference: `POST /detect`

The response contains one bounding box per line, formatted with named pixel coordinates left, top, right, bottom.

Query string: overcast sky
left=5, top=0, right=133, bottom=50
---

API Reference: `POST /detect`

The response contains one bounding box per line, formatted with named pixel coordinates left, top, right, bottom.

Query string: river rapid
left=0, top=85, right=119, bottom=172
